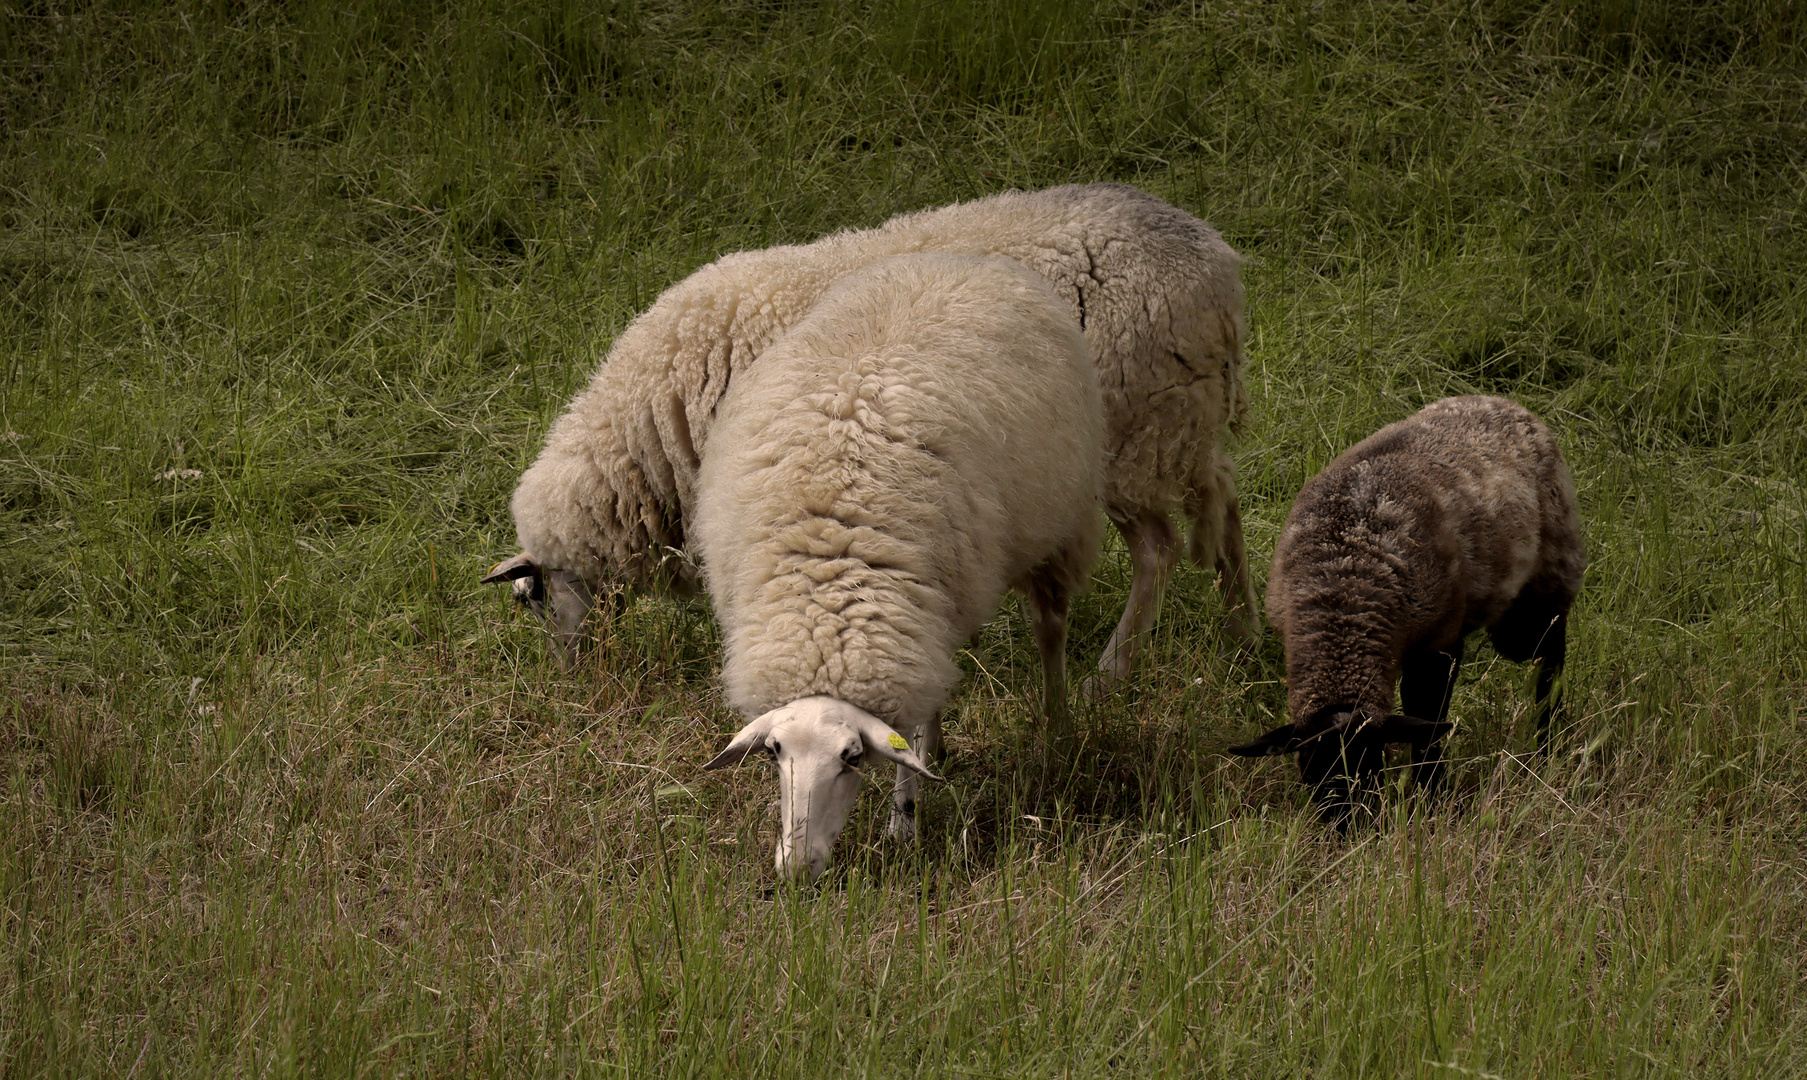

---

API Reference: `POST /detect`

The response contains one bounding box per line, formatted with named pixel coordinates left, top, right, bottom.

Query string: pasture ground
left=3, top=1, right=1805, bottom=1075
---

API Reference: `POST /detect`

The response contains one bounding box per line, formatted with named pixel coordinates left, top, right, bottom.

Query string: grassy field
left=3, top=0, right=1806, bottom=1075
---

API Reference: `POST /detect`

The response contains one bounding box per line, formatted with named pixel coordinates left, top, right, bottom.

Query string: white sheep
left=1228, top=395, right=1585, bottom=825
left=696, top=253, right=1104, bottom=879
left=484, top=183, right=1254, bottom=680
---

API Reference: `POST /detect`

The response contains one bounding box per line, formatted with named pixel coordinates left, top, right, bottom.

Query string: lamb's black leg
left=1488, top=589, right=1571, bottom=756
left=1531, top=611, right=1568, bottom=754
left=1399, top=648, right=1461, bottom=795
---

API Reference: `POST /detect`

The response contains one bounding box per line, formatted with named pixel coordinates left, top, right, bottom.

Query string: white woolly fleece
left=508, top=183, right=1242, bottom=592
left=693, top=254, right=1104, bottom=731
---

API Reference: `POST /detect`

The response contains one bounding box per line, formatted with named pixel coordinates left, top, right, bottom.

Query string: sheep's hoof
left=1080, top=669, right=1127, bottom=702
left=1221, top=608, right=1264, bottom=651
left=1217, top=634, right=1258, bottom=663
left=886, top=811, right=917, bottom=844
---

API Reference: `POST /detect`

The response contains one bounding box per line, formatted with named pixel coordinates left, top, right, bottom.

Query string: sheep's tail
left=1222, top=294, right=1251, bottom=437
left=1184, top=451, right=1233, bottom=572
left=1185, top=448, right=1262, bottom=640
left=1183, top=265, right=1250, bottom=572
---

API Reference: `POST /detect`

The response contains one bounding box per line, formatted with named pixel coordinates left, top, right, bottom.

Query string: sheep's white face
left=704, top=697, right=940, bottom=881
left=537, top=570, right=596, bottom=671
left=481, top=554, right=595, bottom=671
left=768, top=711, right=867, bottom=880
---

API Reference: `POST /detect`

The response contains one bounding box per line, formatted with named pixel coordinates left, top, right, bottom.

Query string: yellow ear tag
left=887, top=733, right=910, bottom=751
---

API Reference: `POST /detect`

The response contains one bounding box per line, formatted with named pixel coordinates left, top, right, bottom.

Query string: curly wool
left=1267, top=396, right=1586, bottom=727
left=510, top=183, right=1243, bottom=592
left=694, top=254, right=1103, bottom=730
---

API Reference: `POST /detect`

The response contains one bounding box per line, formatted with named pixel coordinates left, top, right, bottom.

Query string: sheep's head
left=1228, top=705, right=1450, bottom=827
left=703, top=696, right=941, bottom=881
left=481, top=553, right=596, bottom=671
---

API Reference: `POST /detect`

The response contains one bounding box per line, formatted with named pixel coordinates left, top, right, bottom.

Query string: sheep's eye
left=766, top=740, right=781, bottom=757
left=842, top=748, right=863, bottom=767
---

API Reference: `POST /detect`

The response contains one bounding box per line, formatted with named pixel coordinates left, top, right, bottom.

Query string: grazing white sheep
left=485, top=183, right=1254, bottom=679
left=697, top=253, right=1103, bottom=880
left=1228, top=396, right=1585, bottom=825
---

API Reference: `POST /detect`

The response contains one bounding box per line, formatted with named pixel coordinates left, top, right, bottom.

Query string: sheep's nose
left=774, top=843, right=829, bottom=882
left=548, top=636, right=581, bottom=672
left=775, top=845, right=808, bottom=880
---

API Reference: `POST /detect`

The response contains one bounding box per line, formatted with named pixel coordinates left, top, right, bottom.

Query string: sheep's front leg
left=1089, top=509, right=1180, bottom=692
left=1399, top=649, right=1461, bottom=796
left=887, top=711, right=941, bottom=842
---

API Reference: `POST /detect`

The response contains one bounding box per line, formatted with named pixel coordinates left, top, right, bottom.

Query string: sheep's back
left=519, top=184, right=1239, bottom=583
left=877, top=184, right=1246, bottom=515
left=1405, top=398, right=1582, bottom=621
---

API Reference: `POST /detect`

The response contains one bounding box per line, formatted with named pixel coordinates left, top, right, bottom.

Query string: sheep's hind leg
left=1087, top=509, right=1180, bottom=694
left=1529, top=611, right=1568, bottom=754
left=1487, top=587, right=1571, bottom=754
left=887, top=712, right=942, bottom=843
left=1399, top=648, right=1461, bottom=796
left=1025, top=568, right=1074, bottom=738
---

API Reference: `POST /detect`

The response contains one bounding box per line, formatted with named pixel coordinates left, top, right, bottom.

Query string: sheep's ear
left=854, top=715, right=943, bottom=781
left=482, top=552, right=539, bottom=584
left=1377, top=714, right=1453, bottom=749
left=703, top=714, right=777, bottom=771
left=484, top=553, right=548, bottom=618
left=1227, top=724, right=1303, bottom=757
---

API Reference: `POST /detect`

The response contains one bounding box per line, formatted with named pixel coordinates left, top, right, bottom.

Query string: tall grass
left=2, top=1, right=1805, bottom=1075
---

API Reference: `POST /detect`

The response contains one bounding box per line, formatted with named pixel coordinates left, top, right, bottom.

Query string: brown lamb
left=1230, top=395, right=1585, bottom=824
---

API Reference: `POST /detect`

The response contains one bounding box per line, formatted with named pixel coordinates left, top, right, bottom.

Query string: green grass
left=3, top=0, right=1806, bottom=1075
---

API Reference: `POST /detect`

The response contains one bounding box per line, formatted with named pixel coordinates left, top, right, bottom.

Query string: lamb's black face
left=1294, top=713, right=1390, bottom=827
left=1228, top=705, right=1452, bottom=829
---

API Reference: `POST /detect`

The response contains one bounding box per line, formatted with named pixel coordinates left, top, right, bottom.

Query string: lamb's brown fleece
left=1246, top=396, right=1585, bottom=818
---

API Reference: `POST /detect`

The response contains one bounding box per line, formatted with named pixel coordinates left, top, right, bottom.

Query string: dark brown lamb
left=1230, top=395, right=1585, bottom=823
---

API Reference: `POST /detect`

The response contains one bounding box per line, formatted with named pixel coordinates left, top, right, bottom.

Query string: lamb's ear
left=482, top=552, right=539, bottom=584
left=853, top=714, right=943, bottom=781
left=1377, top=714, right=1453, bottom=748
left=703, top=714, right=777, bottom=771
left=1227, top=723, right=1303, bottom=757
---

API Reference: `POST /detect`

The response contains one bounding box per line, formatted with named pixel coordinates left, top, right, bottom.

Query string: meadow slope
left=2, top=2, right=1805, bottom=1075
